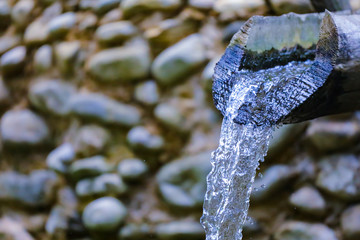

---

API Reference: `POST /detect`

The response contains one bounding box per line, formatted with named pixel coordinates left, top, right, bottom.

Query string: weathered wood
left=213, top=12, right=360, bottom=125
left=310, top=0, right=352, bottom=11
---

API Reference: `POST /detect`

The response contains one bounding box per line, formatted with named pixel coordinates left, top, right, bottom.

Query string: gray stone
left=134, top=80, right=159, bottom=106
left=341, top=204, right=360, bottom=240
left=251, top=165, right=297, bottom=202
left=156, top=152, right=211, bottom=209
left=87, top=45, right=151, bottom=83
left=0, top=77, right=9, bottom=105
left=0, top=217, right=34, bottom=240
left=201, top=56, right=221, bottom=93
left=118, top=224, right=151, bottom=240
left=305, top=120, right=360, bottom=153
left=154, top=103, right=187, bottom=132
left=11, top=0, right=35, bottom=29
left=29, top=79, right=76, bottom=115
left=68, top=93, right=141, bottom=127
left=55, top=41, right=81, bottom=76
left=267, top=122, right=307, bottom=159
left=316, top=155, right=360, bottom=200
left=45, top=205, right=68, bottom=236
left=274, top=221, right=338, bottom=240
left=69, top=155, right=112, bottom=180
left=93, top=174, right=127, bottom=196
left=289, top=186, right=326, bottom=216
left=93, top=0, right=121, bottom=15
left=82, top=197, right=127, bottom=232
left=0, top=170, right=58, bottom=207
left=127, top=126, right=164, bottom=153
left=155, top=221, right=205, bottom=240
left=34, top=45, right=53, bottom=73
left=0, top=35, right=21, bottom=55
left=1, top=109, right=49, bottom=147
left=96, top=21, right=137, bottom=46
left=189, top=0, right=215, bottom=10
left=76, top=173, right=127, bottom=198
left=121, top=0, right=182, bottom=18
left=0, top=46, right=26, bottom=77
left=24, top=19, right=50, bottom=46
left=269, top=0, right=314, bottom=15
left=222, top=21, right=244, bottom=42
left=78, top=13, right=98, bottom=32
left=72, top=124, right=110, bottom=157
left=152, top=34, right=207, bottom=86
left=48, top=12, right=77, bottom=39
left=214, top=0, right=267, bottom=21
left=0, top=1, right=11, bottom=29
left=117, top=158, right=148, bottom=182
left=46, top=143, right=75, bottom=174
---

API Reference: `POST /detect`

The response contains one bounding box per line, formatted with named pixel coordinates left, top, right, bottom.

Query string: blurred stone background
left=0, top=0, right=360, bottom=240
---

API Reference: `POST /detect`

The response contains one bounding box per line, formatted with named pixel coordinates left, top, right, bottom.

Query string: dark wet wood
left=213, top=12, right=360, bottom=125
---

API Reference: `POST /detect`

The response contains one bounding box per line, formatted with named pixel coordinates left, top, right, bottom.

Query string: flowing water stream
left=201, top=60, right=314, bottom=240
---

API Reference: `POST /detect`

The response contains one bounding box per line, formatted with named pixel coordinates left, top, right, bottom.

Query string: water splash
left=201, top=60, right=313, bottom=240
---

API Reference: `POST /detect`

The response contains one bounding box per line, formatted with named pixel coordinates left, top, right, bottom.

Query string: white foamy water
left=201, top=60, right=313, bottom=240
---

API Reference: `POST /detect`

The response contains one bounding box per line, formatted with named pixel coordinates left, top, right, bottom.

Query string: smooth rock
left=155, top=221, right=205, bottom=240
left=0, top=35, right=21, bottom=55
left=201, top=56, right=221, bottom=93
left=69, top=155, right=112, bottom=180
left=0, top=77, right=9, bottom=105
left=93, top=173, right=127, bottom=196
left=127, top=126, right=164, bottom=153
left=267, top=122, right=307, bottom=159
left=33, top=45, right=53, bottom=73
left=76, top=173, right=127, bottom=198
left=11, top=0, right=35, bottom=29
left=78, top=13, right=98, bottom=32
left=341, top=204, right=360, bottom=240
left=222, top=21, right=244, bottom=42
left=305, top=120, right=360, bottom=153
left=189, top=0, right=215, bottom=10
left=269, top=0, right=314, bottom=15
left=0, top=217, right=34, bottom=240
left=156, top=152, right=211, bottom=209
left=45, top=205, right=68, bottom=236
left=96, top=21, right=137, bottom=46
left=82, top=197, right=127, bottom=232
left=93, top=0, right=121, bottom=15
left=55, top=41, right=81, bottom=76
left=152, top=34, right=207, bottom=86
left=214, top=0, right=267, bottom=21
left=145, top=18, right=199, bottom=54
left=316, top=155, right=360, bottom=200
left=251, top=165, right=298, bottom=202
left=68, top=93, right=141, bottom=127
left=0, top=46, right=26, bottom=77
left=1, top=109, right=49, bottom=147
left=29, top=79, right=76, bottom=115
left=154, top=103, right=187, bottom=132
left=72, top=124, right=110, bottom=157
left=274, top=221, right=338, bottom=240
left=24, top=19, right=50, bottom=46
left=289, top=186, right=326, bottom=216
left=87, top=45, right=151, bottom=83
left=117, top=158, right=148, bottom=182
left=0, top=170, right=58, bottom=207
left=46, top=143, right=75, bottom=174
left=121, top=0, right=182, bottom=18
left=48, top=12, right=77, bottom=39
left=0, top=1, right=11, bottom=29
left=134, top=80, right=159, bottom=106
left=118, top=223, right=151, bottom=240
